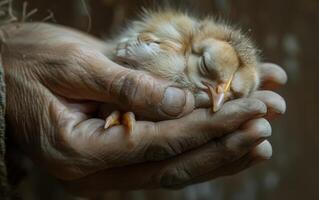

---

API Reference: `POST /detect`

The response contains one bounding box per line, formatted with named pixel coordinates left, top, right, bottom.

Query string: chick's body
left=108, top=10, right=260, bottom=110
left=103, top=10, right=261, bottom=131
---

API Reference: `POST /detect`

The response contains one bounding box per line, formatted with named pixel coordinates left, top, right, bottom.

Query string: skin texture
left=0, top=23, right=286, bottom=196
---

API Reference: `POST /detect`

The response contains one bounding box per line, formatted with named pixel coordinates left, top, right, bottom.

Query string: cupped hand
left=61, top=64, right=286, bottom=196
left=0, top=22, right=286, bottom=195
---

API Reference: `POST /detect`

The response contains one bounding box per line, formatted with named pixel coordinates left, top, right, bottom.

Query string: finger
left=63, top=143, right=271, bottom=196
left=177, top=140, right=273, bottom=187
left=259, top=63, right=288, bottom=90
left=250, top=90, right=286, bottom=119
left=62, top=119, right=272, bottom=193
left=80, top=98, right=267, bottom=161
left=141, top=98, right=266, bottom=162
left=224, top=118, right=271, bottom=152
left=56, top=98, right=266, bottom=180
left=154, top=118, right=272, bottom=188
left=202, top=140, right=273, bottom=181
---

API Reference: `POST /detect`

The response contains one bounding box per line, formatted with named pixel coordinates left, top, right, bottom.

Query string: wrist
left=0, top=23, right=15, bottom=54
left=0, top=25, right=6, bottom=73
left=0, top=23, right=27, bottom=72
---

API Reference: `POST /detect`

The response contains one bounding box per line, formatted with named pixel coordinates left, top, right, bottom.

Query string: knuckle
left=222, top=155, right=255, bottom=177
left=144, top=125, right=181, bottom=161
left=223, top=148, right=241, bottom=162
left=159, top=167, right=192, bottom=188
left=52, top=163, right=88, bottom=181
left=0, top=29, right=7, bottom=46
left=64, top=44, right=86, bottom=59
left=219, top=141, right=243, bottom=162
left=115, top=71, right=146, bottom=107
left=144, top=141, right=180, bottom=161
left=123, top=72, right=141, bottom=99
left=144, top=143, right=175, bottom=161
left=63, top=44, right=98, bottom=65
left=59, top=45, right=89, bottom=68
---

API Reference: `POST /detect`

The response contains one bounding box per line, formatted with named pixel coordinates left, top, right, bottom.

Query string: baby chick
left=104, top=9, right=260, bottom=132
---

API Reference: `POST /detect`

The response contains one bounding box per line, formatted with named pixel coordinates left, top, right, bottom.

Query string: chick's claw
left=123, top=112, right=136, bottom=134
left=104, top=111, right=121, bottom=129
left=104, top=111, right=136, bottom=134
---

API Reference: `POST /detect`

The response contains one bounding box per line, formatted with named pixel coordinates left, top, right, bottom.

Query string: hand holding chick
left=1, top=23, right=286, bottom=195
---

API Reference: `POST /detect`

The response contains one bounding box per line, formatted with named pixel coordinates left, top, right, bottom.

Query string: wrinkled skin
left=0, top=23, right=286, bottom=197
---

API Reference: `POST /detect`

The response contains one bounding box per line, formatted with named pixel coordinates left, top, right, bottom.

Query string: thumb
left=103, top=68, right=196, bottom=120
left=52, top=48, right=195, bottom=120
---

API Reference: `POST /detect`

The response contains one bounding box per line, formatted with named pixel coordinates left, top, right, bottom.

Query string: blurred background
left=8, top=0, right=319, bottom=199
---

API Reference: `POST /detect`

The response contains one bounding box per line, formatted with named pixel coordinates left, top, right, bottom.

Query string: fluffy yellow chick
left=105, top=9, right=260, bottom=132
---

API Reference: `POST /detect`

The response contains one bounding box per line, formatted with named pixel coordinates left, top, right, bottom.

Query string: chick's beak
left=204, top=74, right=233, bottom=112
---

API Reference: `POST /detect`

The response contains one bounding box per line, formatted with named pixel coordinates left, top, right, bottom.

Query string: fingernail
left=161, top=87, right=187, bottom=117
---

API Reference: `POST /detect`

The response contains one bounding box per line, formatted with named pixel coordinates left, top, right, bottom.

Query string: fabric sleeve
left=0, top=35, right=9, bottom=198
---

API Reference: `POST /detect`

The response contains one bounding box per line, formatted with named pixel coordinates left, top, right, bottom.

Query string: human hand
left=1, top=21, right=197, bottom=178
left=60, top=63, right=286, bottom=196
left=0, top=22, right=286, bottom=195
